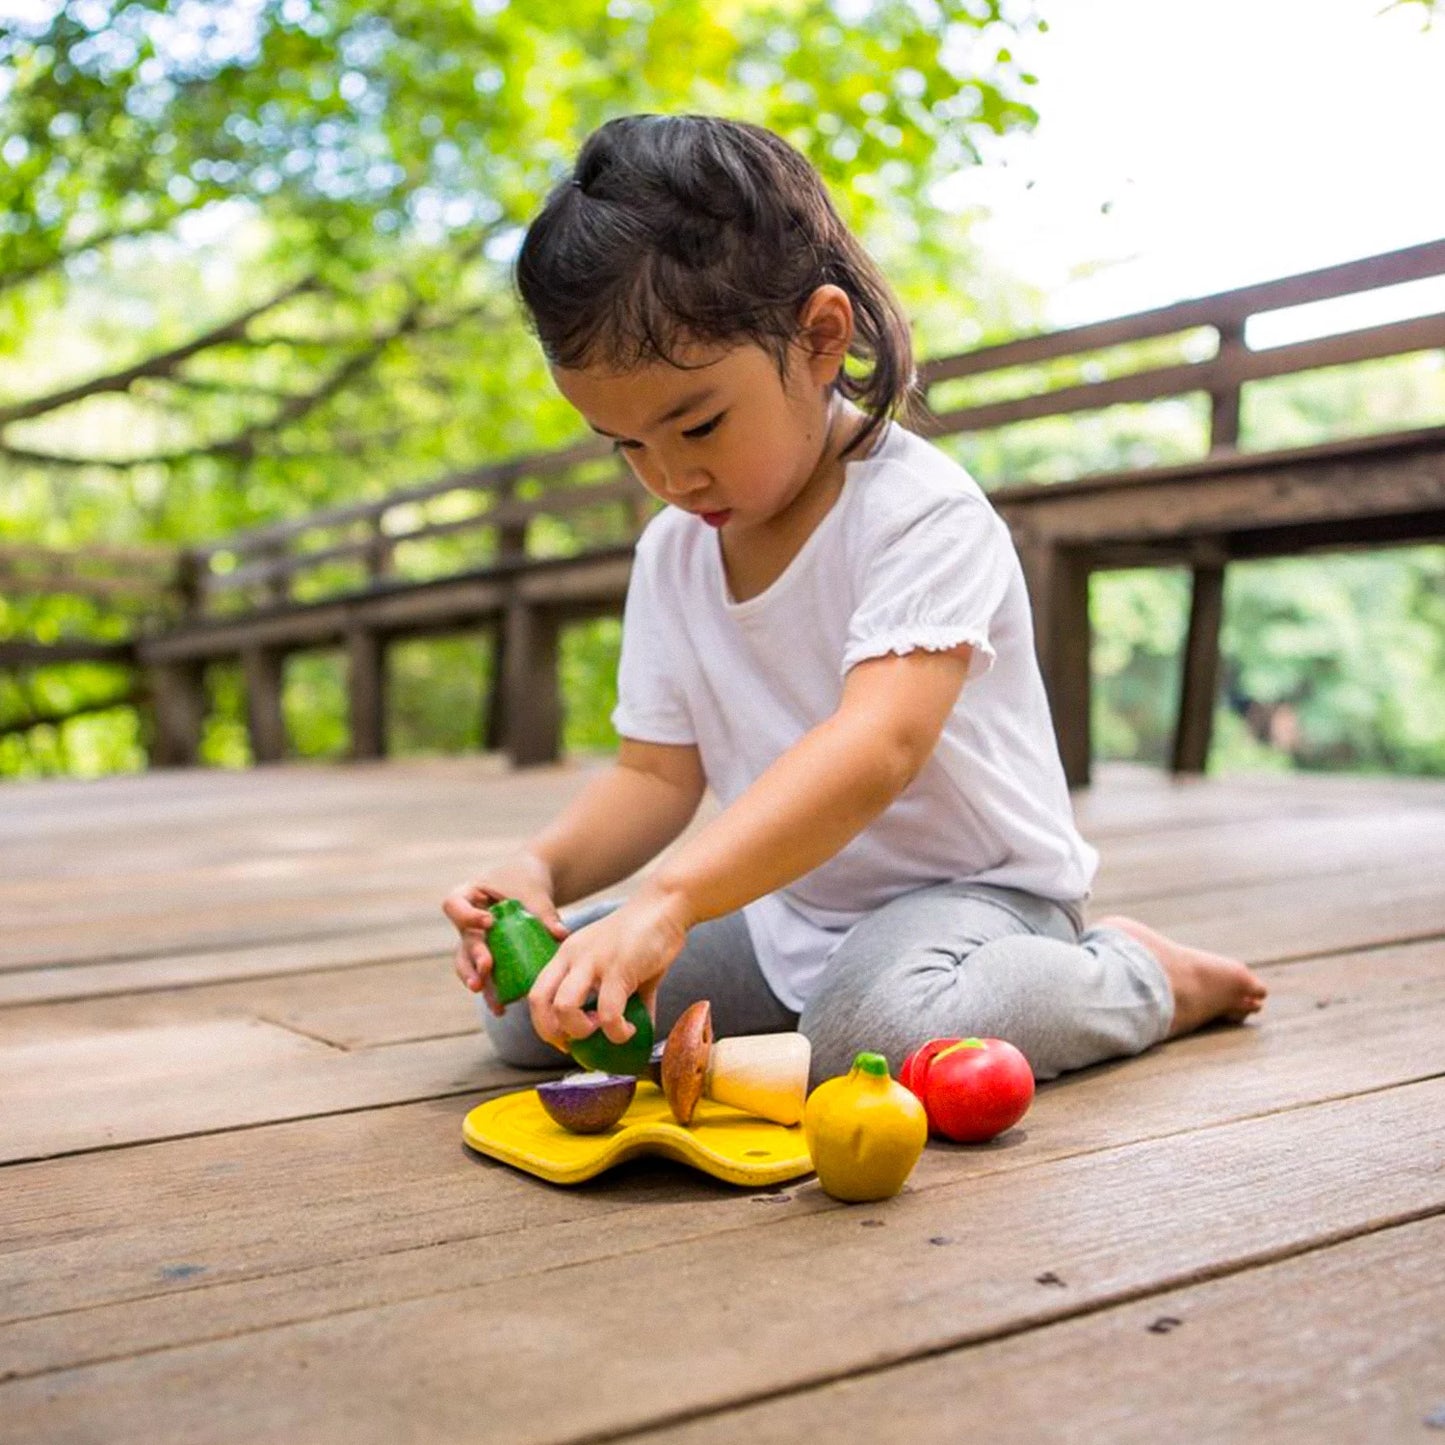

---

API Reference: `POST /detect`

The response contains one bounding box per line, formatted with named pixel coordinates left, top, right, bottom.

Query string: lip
left=698, top=510, right=732, bottom=527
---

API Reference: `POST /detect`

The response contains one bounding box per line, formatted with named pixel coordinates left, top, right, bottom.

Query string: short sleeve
left=841, top=490, right=1011, bottom=681
left=609, top=533, right=698, bottom=745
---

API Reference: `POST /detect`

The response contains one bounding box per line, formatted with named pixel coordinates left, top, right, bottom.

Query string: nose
left=635, top=452, right=709, bottom=502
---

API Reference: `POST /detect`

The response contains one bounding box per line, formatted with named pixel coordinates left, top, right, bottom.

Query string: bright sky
left=946, top=0, right=1445, bottom=340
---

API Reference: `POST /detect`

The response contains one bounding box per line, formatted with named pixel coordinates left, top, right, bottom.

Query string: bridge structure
left=4, top=239, right=1444, bottom=785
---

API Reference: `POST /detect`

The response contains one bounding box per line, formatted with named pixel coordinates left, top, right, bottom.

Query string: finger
left=551, top=964, right=600, bottom=1042
left=482, top=978, right=503, bottom=1016
left=442, top=892, right=493, bottom=932
left=459, top=928, right=492, bottom=979
left=509, top=891, right=568, bottom=941
left=527, top=959, right=569, bottom=1050
left=595, top=976, right=636, bottom=1044
left=454, top=943, right=481, bottom=992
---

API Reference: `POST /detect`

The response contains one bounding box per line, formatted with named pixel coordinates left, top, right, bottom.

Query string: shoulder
left=631, top=504, right=705, bottom=581
left=841, top=423, right=1007, bottom=556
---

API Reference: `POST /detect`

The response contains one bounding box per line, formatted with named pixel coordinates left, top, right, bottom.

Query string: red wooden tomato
left=900, top=1036, right=1034, bottom=1143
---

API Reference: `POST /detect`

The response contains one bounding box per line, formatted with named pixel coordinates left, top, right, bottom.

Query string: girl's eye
left=611, top=439, right=642, bottom=453
left=683, top=413, right=725, bottom=440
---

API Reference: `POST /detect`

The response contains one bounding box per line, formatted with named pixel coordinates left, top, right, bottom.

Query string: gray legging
left=478, top=881, right=1174, bottom=1090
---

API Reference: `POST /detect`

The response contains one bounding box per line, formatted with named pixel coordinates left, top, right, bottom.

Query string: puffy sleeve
left=609, top=530, right=698, bottom=745
left=841, top=487, right=1012, bottom=682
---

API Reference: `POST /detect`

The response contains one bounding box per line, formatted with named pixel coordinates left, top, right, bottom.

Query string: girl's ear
left=796, top=285, right=854, bottom=385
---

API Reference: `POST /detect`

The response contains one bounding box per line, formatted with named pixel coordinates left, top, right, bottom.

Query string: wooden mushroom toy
left=661, top=1000, right=714, bottom=1125
left=659, top=1000, right=811, bottom=1127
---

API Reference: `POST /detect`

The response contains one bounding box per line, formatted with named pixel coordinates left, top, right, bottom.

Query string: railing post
left=1171, top=556, right=1227, bottom=775
left=485, top=475, right=531, bottom=753
left=1018, top=538, right=1092, bottom=788
left=1171, top=321, right=1247, bottom=776
left=347, top=628, right=387, bottom=760
left=146, top=661, right=208, bottom=768
left=500, top=599, right=561, bottom=768
left=365, top=514, right=393, bottom=584
left=173, top=549, right=205, bottom=621
left=242, top=646, right=288, bottom=764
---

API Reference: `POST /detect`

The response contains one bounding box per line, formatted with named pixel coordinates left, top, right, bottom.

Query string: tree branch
left=0, top=205, right=212, bottom=299
left=0, top=275, right=319, bottom=428
left=0, top=294, right=503, bottom=469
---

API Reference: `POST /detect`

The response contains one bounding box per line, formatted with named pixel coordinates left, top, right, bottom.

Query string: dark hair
left=514, top=114, right=916, bottom=460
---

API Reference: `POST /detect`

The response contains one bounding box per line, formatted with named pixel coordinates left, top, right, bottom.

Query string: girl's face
left=551, top=289, right=854, bottom=542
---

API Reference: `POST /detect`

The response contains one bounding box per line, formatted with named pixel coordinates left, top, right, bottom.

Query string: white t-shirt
left=611, top=420, right=1098, bottom=1011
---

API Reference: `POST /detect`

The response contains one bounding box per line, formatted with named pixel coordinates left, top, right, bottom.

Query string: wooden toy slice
left=462, top=1080, right=812, bottom=1187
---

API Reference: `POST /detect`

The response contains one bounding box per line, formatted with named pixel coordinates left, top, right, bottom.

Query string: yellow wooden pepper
left=803, top=1051, right=928, bottom=1202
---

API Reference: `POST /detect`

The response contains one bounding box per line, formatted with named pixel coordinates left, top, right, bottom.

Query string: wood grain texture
left=3, top=759, right=1442, bottom=1444
left=638, top=1215, right=1445, bottom=1445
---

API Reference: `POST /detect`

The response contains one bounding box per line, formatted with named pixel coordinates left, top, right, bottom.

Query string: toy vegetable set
left=462, top=900, right=1036, bottom=1203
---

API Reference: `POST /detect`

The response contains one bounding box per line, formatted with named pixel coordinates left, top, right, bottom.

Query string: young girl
left=443, top=114, right=1266, bottom=1089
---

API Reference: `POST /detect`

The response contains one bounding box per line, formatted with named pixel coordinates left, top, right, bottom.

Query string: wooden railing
left=5, top=238, right=1444, bottom=778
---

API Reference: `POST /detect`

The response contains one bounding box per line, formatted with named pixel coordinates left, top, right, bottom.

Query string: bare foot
left=1092, top=914, right=1268, bottom=1039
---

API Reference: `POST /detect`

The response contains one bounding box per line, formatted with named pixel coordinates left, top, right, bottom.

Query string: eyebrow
left=587, top=387, right=719, bottom=439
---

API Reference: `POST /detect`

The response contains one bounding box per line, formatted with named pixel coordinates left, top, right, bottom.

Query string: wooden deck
left=3, top=759, right=1444, bottom=1443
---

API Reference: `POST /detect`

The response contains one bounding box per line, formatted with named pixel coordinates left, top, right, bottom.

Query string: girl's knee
left=478, top=996, right=571, bottom=1069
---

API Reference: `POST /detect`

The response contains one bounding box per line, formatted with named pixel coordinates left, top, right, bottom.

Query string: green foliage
left=561, top=618, right=622, bottom=753
left=1, top=0, right=1043, bottom=776
left=2, top=4, right=1442, bottom=783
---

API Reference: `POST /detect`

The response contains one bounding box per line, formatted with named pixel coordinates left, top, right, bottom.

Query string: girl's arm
left=443, top=739, right=705, bottom=1003
left=530, top=738, right=708, bottom=906
left=528, top=645, right=973, bottom=1050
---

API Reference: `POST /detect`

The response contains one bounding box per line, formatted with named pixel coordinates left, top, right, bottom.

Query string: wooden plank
left=1111, top=862, right=1445, bottom=965
left=0, top=1028, right=503, bottom=1165
left=1, top=938, right=1440, bottom=1375
left=997, top=439, right=1445, bottom=549
left=200, top=436, right=610, bottom=557
left=641, top=1215, right=1445, bottom=1444
left=210, top=480, right=638, bottom=595
left=133, top=550, right=633, bottom=664
left=918, top=237, right=1445, bottom=384
left=3, top=1076, right=1442, bottom=1442
left=1091, top=801, right=1445, bottom=908
left=0, top=931, right=444, bottom=1008
left=0, top=640, right=137, bottom=666
left=0, top=956, right=469, bottom=1050
left=925, top=311, right=1445, bottom=435
left=1074, top=762, right=1445, bottom=839
left=992, top=419, right=1445, bottom=504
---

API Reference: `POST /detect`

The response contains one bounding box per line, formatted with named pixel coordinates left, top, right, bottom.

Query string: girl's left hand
left=528, top=887, right=691, bottom=1053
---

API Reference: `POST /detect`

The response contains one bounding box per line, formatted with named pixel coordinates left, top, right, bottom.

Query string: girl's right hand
left=441, top=853, right=569, bottom=1013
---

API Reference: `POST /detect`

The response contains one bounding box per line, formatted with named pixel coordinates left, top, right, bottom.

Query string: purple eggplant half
left=535, top=1071, right=637, bottom=1134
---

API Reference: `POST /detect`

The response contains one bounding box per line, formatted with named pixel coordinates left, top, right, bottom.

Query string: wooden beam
left=146, top=661, right=207, bottom=768
left=0, top=640, right=136, bottom=666
left=500, top=602, right=561, bottom=768
left=1016, top=541, right=1093, bottom=788
left=242, top=647, right=288, bottom=764
left=483, top=618, right=506, bottom=754
left=346, top=630, right=387, bottom=761
left=1172, top=563, right=1227, bottom=776
left=919, top=237, right=1445, bottom=384
left=923, top=312, right=1445, bottom=437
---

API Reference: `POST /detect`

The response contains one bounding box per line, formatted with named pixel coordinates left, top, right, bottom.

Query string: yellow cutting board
left=462, top=1080, right=814, bottom=1186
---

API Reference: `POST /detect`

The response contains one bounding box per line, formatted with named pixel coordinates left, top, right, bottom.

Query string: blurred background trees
left=1, top=0, right=1441, bottom=779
